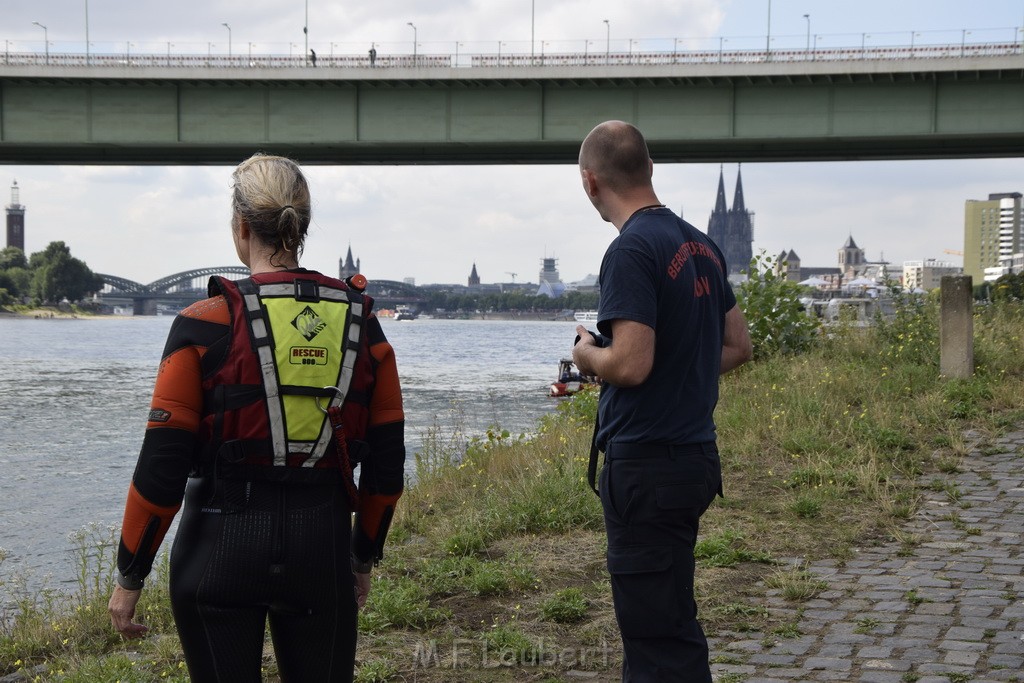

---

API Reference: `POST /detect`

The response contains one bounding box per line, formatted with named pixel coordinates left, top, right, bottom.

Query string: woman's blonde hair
left=231, top=154, right=311, bottom=261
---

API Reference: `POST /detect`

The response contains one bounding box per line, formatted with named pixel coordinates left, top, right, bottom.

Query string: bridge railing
left=3, top=42, right=1022, bottom=71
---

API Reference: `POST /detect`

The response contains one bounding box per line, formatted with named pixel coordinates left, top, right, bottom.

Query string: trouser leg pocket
left=607, top=544, right=690, bottom=639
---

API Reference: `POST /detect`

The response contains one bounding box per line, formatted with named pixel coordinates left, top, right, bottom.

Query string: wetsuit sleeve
left=115, top=297, right=230, bottom=589
left=352, top=314, right=406, bottom=567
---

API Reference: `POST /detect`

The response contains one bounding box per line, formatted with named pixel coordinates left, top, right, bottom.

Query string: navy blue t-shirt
left=595, top=207, right=736, bottom=449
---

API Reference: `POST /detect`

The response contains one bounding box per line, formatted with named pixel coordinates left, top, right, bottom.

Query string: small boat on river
left=549, top=358, right=595, bottom=397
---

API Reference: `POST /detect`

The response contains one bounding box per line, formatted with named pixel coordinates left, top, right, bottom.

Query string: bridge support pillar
left=134, top=299, right=157, bottom=316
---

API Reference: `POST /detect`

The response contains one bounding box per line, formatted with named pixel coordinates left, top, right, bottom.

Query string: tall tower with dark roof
left=468, top=262, right=480, bottom=287
left=338, top=244, right=361, bottom=280
left=838, top=234, right=865, bottom=274
left=706, top=166, right=754, bottom=275
left=6, top=180, right=25, bottom=252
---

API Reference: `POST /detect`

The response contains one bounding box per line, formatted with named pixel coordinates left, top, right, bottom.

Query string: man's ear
left=581, top=169, right=599, bottom=198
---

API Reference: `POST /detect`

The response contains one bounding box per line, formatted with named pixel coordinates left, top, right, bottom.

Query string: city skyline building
left=537, top=257, right=566, bottom=298
left=468, top=262, right=480, bottom=287
left=707, top=166, right=754, bottom=275
left=6, top=180, right=25, bottom=252
left=902, top=259, right=962, bottom=291
left=964, top=192, right=1022, bottom=284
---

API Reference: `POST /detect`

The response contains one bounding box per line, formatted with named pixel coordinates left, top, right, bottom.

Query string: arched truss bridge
left=97, top=266, right=253, bottom=295
left=98, top=269, right=425, bottom=303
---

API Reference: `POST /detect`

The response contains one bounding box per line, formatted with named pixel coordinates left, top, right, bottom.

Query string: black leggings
left=170, top=476, right=357, bottom=682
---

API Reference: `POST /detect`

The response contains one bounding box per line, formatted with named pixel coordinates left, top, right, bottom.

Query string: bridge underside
left=1, top=58, right=1022, bottom=164
left=1, top=135, right=1021, bottom=165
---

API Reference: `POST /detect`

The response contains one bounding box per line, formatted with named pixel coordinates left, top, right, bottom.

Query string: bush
left=736, top=252, right=821, bottom=359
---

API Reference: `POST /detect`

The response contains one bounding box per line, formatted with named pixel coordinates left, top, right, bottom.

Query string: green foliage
left=481, top=625, right=538, bottom=664
left=29, top=242, right=105, bottom=304
left=991, top=271, right=1024, bottom=302
left=0, top=267, right=31, bottom=299
left=423, top=288, right=599, bottom=314
left=942, top=379, right=992, bottom=419
left=736, top=251, right=821, bottom=358
left=790, top=495, right=822, bottom=518
left=873, top=291, right=939, bottom=367
left=418, top=554, right=534, bottom=597
left=358, top=575, right=450, bottom=633
left=694, top=530, right=774, bottom=567
left=0, top=246, right=27, bottom=270
left=355, top=659, right=399, bottom=683
left=540, top=587, right=589, bottom=624
left=0, top=242, right=103, bottom=305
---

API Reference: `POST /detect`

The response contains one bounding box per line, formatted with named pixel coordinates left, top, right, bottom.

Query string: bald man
left=573, top=121, right=752, bottom=682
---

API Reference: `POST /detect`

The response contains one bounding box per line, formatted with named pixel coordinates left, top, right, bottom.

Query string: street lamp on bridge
left=222, top=23, right=232, bottom=58
left=803, top=14, right=810, bottom=53
left=32, top=21, right=48, bottom=65
left=603, top=19, right=610, bottom=64
left=408, top=22, right=417, bottom=64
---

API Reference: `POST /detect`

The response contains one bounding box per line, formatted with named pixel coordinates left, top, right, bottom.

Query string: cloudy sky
left=2, top=0, right=1023, bottom=286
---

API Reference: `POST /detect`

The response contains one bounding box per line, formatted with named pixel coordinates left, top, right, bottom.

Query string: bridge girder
left=96, top=273, right=148, bottom=294
left=2, top=53, right=1023, bottom=164
left=147, top=266, right=251, bottom=293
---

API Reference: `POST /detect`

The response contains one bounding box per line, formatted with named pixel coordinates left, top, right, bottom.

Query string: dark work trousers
left=600, top=441, right=722, bottom=683
left=170, top=475, right=357, bottom=682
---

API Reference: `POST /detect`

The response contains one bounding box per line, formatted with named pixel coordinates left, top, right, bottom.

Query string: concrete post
left=939, top=275, right=973, bottom=379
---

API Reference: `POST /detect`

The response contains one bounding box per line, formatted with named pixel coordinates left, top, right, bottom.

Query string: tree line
left=419, top=288, right=599, bottom=313
left=0, top=242, right=104, bottom=307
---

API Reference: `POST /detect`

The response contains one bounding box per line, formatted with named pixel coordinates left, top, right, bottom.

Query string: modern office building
left=902, top=259, right=962, bottom=291
left=964, top=192, right=1022, bottom=284
left=6, top=180, right=25, bottom=252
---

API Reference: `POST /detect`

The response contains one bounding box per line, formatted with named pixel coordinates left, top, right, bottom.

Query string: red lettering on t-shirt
left=667, top=240, right=723, bottom=280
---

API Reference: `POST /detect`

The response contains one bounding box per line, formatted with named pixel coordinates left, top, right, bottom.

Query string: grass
left=4, top=298, right=1024, bottom=681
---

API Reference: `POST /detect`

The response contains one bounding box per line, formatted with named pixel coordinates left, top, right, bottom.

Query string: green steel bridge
left=1, top=39, right=1022, bottom=165
left=97, top=268, right=425, bottom=315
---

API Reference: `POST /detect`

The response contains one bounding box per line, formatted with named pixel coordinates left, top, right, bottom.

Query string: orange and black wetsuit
left=115, top=270, right=404, bottom=682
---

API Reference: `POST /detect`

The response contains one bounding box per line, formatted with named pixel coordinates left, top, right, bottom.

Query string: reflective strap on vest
left=242, top=290, right=287, bottom=463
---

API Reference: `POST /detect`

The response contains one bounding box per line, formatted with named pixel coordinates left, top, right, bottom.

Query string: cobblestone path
left=709, top=427, right=1024, bottom=683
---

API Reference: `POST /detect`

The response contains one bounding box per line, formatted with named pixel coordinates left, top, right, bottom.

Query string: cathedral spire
left=714, top=165, right=728, bottom=214
left=732, top=164, right=746, bottom=213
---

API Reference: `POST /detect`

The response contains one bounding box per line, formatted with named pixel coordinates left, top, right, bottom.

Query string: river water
left=0, top=315, right=582, bottom=588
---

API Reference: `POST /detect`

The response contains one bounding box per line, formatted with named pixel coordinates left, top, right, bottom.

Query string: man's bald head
left=579, top=121, right=653, bottom=194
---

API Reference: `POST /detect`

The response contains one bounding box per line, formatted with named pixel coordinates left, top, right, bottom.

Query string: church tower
left=468, top=262, right=480, bottom=287
left=338, top=244, right=360, bottom=280
left=838, top=235, right=865, bottom=275
left=6, top=180, right=25, bottom=252
left=706, top=166, right=754, bottom=275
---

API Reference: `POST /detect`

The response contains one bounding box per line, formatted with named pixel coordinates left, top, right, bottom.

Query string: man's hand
left=354, top=571, right=371, bottom=609
left=572, top=325, right=598, bottom=377
left=108, top=584, right=149, bottom=639
left=574, top=320, right=653, bottom=387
